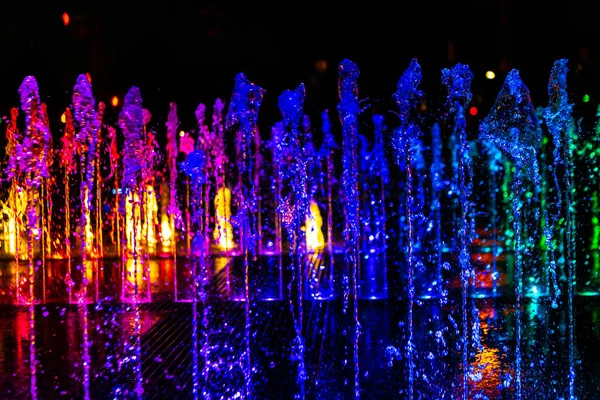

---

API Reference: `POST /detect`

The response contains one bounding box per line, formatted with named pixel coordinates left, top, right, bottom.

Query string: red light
left=469, top=106, right=478, bottom=116
left=62, top=12, right=70, bottom=26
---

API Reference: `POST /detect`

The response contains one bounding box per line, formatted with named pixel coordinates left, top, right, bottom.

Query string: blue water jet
left=180, top=149, right=208, bottom=400
left=543, top=58, right=576, bottom=399
left=225, top=72, right=265, bottom=398
left=16, top=75, right=52, bottom=400
left=337, top=59, right=362, bottom=398
left=442, top=63, right=483, bottom=399
left=430, top=123, right=445, bottom=297
left=355, top=115, right=390, bottom=300
left=481, top=139, right=504, bottom=297
left=276, top=83, right=308, bottom=398
left=72, top=74, right=103, bottom=400
left=391, top=58, right=423, bottom=400
left=117, top=86, right=146, bottom=399
left=317, top=109, right=338, bottom=295
left=479, top=69, right=544, bottom=399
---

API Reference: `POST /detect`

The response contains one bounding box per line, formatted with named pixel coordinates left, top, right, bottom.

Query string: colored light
left=315, top=59, right=327, bottom=73
left=85, top=73, right=92, bottom=83
left=111, top=96, right=119, bottom=107
left=469, top=106, right=478, bottom=116
left=485, top=70, right=495, bottom=80
left=62, top=12, right=70, bottom=26
left=179, top=130, right=185, bottom=137
left=61, top=113, right=66, bottom=123
left=583, top=94, right=590, bottom=103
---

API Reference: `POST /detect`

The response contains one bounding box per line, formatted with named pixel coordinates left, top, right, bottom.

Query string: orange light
left=315, top=59, right=328, bottom=73
left=469, top=106, right=478, bottom=116
left=111, top=96, right=119, bottom=107
left=62, top=12, right=70, bottom=26
left=85, top=73, right=92, bottom=83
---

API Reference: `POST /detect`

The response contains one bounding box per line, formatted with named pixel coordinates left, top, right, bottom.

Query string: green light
left=583, top=94, right=590, bottom=103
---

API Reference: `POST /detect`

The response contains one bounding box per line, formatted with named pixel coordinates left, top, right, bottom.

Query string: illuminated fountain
left=13, top=76, right=52, bottom=305
left=276, top=83, right=309, bottom=396
left=268, top=121, right=286, bottom=297
left=223, top=72, right=264, bottom=397
left=2, top=108, right=27, bottom=263
left=338, top=59, right=362, bottom=398
left=429, top=122, right=445, bottom=297
left=179, top=147, right=209, bottom=399
left=317, top=109, right=338, bottom=296
left=579, top=104, right=600, bottom=295
left=8, top=75, right=53, bottom=400
left=69, top=74, right=104, bottom=306
left=356, top=113, right=389, bottom=299
left=119, top=86, right=151, bottom=304
left=304, top=200, right=326, bottom=254
left=106, top=124, right=122, bottom=256
left=479, top=68, right=557, bottom=398
left=0, top=56, right=596, bottom=399
left=480, top=138, right=506, bottom=297
left=168, top=103, right=182, bottom=251
left=59, top=108, right=76, bottom=276
left=541, top=59, right=577, bottom=397
left=213, top=186, right=236, bottom=253
left=208, top=99, right=231, bottom=251
left=442, top=63, right=483, bottom=400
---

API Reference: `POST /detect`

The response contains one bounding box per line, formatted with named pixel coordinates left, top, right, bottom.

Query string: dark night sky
left=1, top=0, right=599, bottom=134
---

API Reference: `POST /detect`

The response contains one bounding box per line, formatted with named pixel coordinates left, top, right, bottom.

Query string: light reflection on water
left=0, top=258, right=598, bottom=398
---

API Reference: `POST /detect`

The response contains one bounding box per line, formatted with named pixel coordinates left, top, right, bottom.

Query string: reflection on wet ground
left=0, top=257, right=599, bottom=399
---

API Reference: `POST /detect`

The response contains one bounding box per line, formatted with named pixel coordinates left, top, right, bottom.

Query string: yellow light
left=111, top=96, right=119, bottom=107
left=125, top=258, right=144, bottom=289
left=125, top=186, right=158, bottom=254
left=213, top=186, right=236, bottom=252
left=0, top=185, right=27, bottom=256
left=61, top=113, right=66, bottom=123
left=304, top=201, right=325, bottom=252
left=83, top=187, right=97, bottom=258
left=214, top=256, right=228, bottom=273
left=485, top=70, right=496, bottom=80
left=161, top=214, right=173, bottom=246
left=179, top=130, right=185, bottom=137
left=144, top=185, right=158, bottom=251
left=125, top=190, right=142, bottom=253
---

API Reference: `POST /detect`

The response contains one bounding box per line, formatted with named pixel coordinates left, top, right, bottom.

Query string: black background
left=1, top=0, right=599, bottom=137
